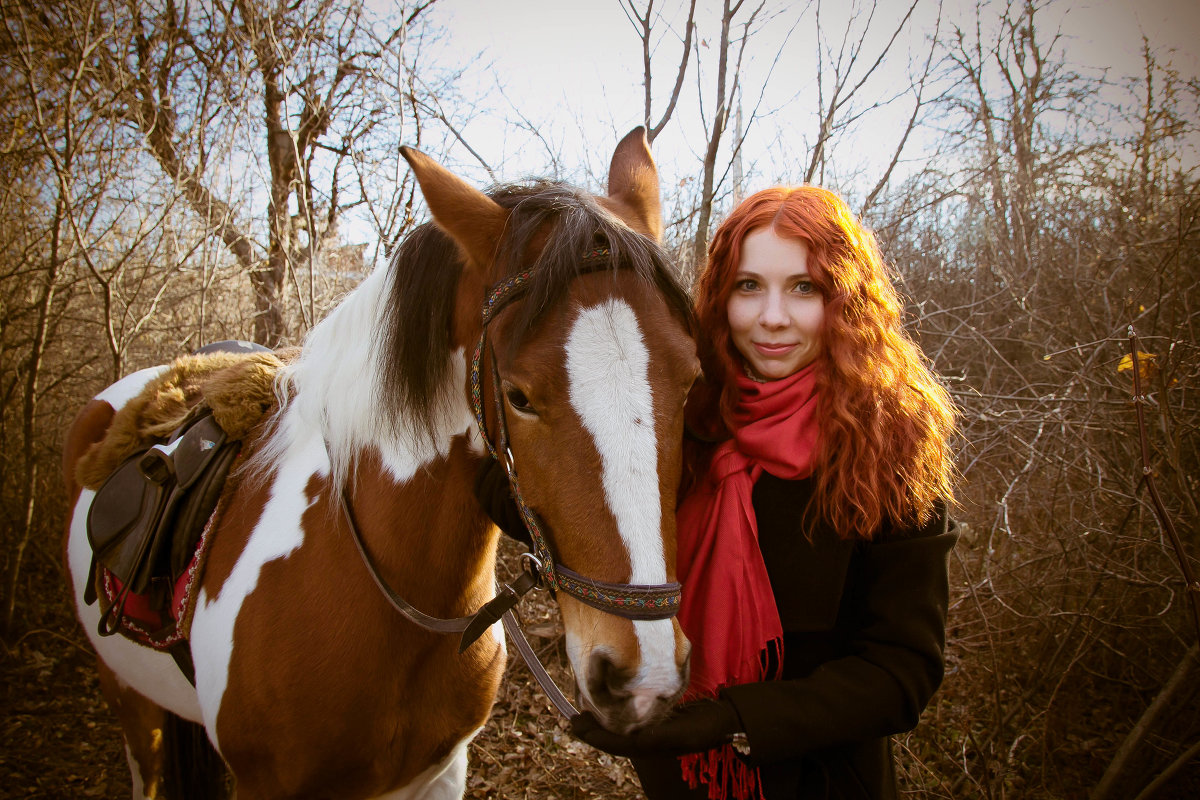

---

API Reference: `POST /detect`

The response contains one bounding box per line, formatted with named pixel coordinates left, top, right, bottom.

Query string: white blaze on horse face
left=566, top=299, right=663, bottom=582
left=565, top=299, right=680, bottom=699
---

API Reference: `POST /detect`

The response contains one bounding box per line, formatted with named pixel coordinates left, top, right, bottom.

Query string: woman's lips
left=754, top=342, right=796, bottom=356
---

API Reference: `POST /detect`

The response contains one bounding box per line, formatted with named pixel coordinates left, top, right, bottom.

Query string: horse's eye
left=505, top=387, right=535, bottom=414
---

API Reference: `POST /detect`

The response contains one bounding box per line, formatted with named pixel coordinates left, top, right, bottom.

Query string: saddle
left=76, top=343, right=283, bottom=682
left=86, top=408, right=241, bottom=640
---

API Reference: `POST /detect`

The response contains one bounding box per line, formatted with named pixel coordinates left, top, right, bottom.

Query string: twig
left=1130, top=736, right=1200, bottom=800
left=1126, top=326, right=1200, bottom=642
left=1091, top=643, right=1199, bottom=800
left=1091, top=329, right=1200, bottom=800
left=2, top=627, right=95, bottom=658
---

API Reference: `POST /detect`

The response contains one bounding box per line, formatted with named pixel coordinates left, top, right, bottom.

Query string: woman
left=570, top=186, right=958, bottom=800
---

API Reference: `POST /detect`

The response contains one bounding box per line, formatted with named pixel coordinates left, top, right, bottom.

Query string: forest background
left=1, top=0, right=1197, bottom=797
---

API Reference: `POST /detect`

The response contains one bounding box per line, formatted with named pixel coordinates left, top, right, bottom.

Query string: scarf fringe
left=680, top=746, right=764, bottom=800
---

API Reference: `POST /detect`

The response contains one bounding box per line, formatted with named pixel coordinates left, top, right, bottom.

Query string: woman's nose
left=759, top=293, right=788, bottom=328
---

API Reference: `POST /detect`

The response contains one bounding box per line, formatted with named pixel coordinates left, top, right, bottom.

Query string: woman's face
left=726, top=227, right=825, bottom=381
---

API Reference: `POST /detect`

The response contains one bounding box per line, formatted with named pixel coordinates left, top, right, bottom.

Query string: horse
left=62, top=128, right=699, bottom=799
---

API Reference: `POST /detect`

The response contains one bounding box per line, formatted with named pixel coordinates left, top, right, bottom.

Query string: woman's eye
left=735, top=278, right=758, bottom=291
left=505, top=388, right=535, bottom=413
left=793, top=280, right=816, bottom=294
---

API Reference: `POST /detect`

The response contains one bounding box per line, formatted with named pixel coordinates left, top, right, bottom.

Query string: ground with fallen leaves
left=0, top=538, right=643, bottom=799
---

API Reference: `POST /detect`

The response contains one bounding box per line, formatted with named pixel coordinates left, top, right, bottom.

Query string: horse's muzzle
left=581, top=640, right=689, bottom=735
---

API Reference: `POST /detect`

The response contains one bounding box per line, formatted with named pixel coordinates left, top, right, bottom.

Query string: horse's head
left=401, top=130, right=697, bottom=733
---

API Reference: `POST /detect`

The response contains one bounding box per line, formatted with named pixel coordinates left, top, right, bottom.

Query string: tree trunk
left=3, top=194, right=63, bottom=636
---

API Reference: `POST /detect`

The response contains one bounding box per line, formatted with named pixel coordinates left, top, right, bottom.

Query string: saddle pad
left=87, top=412, right=241, bottom=647
left=97, top=501, right=220, bottom=649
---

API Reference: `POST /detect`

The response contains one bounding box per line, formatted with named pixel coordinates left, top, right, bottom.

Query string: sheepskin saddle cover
left=77, top=349, right=285, bottom=490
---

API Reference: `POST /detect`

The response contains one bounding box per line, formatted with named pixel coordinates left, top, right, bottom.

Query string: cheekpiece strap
left=470, top=269, right=532, bottom=461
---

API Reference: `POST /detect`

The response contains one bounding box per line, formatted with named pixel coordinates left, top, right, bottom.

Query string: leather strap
left=338, top=483, right=536, bottom=649
left=502, top=613, right=579, bottom=719
left=470, top=270, right=682, bottom=619
left=338, top=481, right=581, bottom=719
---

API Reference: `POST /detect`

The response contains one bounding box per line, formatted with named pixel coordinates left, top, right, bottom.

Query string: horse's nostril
left=587, top=651, right=633, bottom=704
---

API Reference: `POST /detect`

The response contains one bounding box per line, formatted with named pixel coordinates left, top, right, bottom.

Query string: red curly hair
left=689, top=186, right=956, bottom=539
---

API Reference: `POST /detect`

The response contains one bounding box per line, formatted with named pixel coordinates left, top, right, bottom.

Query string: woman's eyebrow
left=734, top=270, right=812, bottom=280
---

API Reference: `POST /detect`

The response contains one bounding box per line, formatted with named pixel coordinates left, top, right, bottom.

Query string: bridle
left=468, top=247, right=682, bottom=620
left=337, top=247, right=682, bottom=720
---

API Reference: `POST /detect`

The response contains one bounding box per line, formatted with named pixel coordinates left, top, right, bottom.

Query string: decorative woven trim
left=552, top=565, right=681, bottom=620
left=469, top=335, right=496, bottom=460
left=481, top=270, right=533, bottom=325
left=580, top=245, right=612, bottom=262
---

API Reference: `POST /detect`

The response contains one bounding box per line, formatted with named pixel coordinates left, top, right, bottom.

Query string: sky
left=411, top=0, right=1200, bottom=200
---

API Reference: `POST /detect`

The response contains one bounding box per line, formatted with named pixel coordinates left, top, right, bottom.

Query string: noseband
left=469, top=248, right=682, bottom=621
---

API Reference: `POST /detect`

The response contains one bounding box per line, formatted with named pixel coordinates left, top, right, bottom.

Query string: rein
left=337, top=483, right=580, bottom=719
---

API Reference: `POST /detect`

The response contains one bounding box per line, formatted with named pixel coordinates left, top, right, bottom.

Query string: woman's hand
left=570, top=698, right=743, bottom=757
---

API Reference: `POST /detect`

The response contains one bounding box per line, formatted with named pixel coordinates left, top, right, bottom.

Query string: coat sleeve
left=720, top=510, right=955, bottom=764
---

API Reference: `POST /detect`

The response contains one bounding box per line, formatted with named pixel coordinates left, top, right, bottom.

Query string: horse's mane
left=378, top=180, right=694, bottom=444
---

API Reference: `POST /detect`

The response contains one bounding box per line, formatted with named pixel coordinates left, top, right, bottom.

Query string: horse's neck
left=254, top=266, right=494, bottom=611
left=337, top=439, right=498, bottom=617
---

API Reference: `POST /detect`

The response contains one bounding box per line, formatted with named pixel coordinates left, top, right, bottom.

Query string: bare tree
left=858, top=2, right=945, bottom=216
left=801, top=0, right=928, bottom=187
left=879, top=4, right=1200, bottom=796
left=92, top=0, right=445, bottom=346
left=0, top=0, right=105, bottom=633
left=689, top=0, right=768, bottom=265
left=0, top=0, right=467, bottom=637
left=622, top=0, right=697, bottom=144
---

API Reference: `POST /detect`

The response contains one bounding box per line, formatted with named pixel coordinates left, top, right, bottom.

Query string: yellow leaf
left=1118, top=351, right=1158, bottom=381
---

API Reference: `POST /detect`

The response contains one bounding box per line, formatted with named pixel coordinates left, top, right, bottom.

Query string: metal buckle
left=519, top=552, right=545, bottom=587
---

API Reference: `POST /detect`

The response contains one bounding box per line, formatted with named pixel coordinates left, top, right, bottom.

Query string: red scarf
left=675, top=364, right=821, bottom=799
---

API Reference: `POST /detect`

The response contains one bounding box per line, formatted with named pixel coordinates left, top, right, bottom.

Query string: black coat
left=634, top=472, right=956, bottom=800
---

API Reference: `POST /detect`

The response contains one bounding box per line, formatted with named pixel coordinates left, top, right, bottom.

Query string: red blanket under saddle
left=98, top=512, right=216, bottom=649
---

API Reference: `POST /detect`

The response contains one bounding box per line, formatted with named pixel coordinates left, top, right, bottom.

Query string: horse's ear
left=400, top=146, right=508, bottom=272
left=605, top=127, right=663, bottom=242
